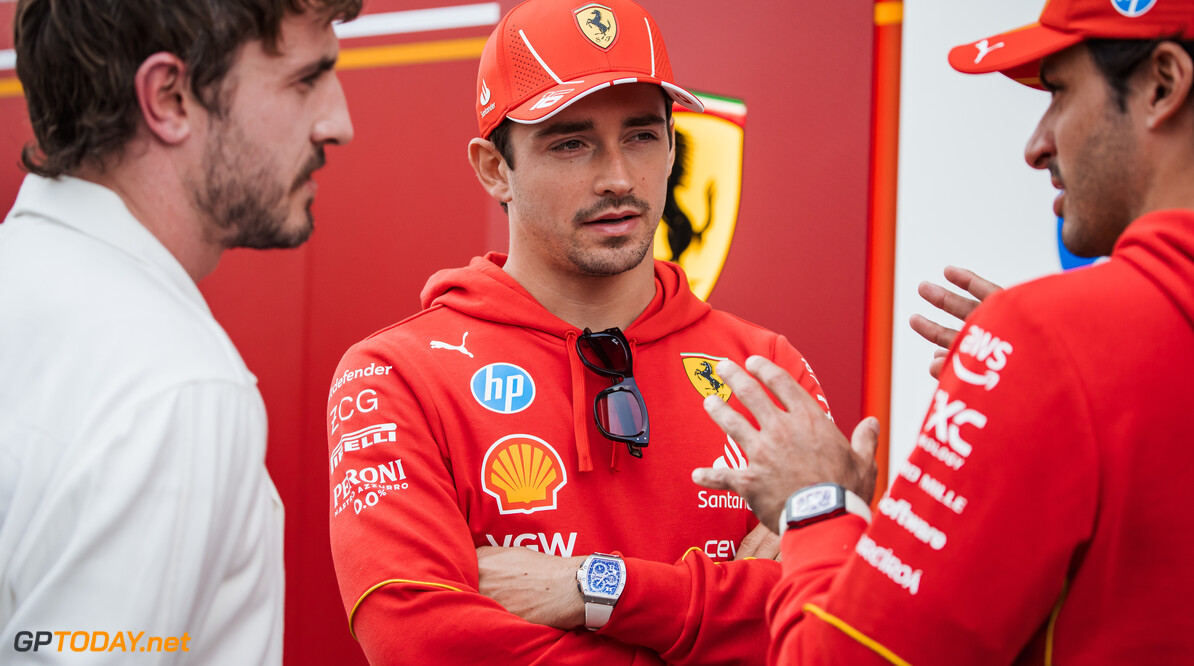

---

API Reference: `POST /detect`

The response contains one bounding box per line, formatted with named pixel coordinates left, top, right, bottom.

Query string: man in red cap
left=693, top=0, right=1194, bottom=663
left=325, top=0, right=832, bottom=663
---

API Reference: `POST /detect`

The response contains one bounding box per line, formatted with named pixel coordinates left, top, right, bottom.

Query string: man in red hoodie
left=693, top=0, right=1194, bottom=663
left=325, top=0, right=834, bottom=663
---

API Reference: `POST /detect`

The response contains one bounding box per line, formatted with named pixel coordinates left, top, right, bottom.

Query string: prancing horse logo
left=575, top=4, right=617, bottom=49
left=693, top=361, right=723, bottom=392
left=681, top=354, right=732, bottom=401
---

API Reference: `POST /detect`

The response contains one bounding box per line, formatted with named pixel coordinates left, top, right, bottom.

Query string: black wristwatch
left=778, top=483, right=872, bottom=536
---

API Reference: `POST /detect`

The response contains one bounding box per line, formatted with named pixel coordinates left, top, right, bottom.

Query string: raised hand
left=909, top=266, right=1003, bottom=378
left=691, top=356, right=879, bottom=533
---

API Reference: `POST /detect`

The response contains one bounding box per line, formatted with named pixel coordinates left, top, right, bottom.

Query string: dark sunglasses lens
left=578, top=334, right=632, bottom=374
left=596, top=389, right=646, bottom=438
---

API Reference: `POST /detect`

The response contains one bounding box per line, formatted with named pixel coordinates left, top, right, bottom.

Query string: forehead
left=1039, top=42, right=1096, bottom=82
left=510, top=83, right=669, bottom=141
left=236, top=11, right=340, bottom=76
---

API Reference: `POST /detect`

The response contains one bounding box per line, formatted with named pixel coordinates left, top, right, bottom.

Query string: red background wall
left=0, top=2, right=874, bottom=663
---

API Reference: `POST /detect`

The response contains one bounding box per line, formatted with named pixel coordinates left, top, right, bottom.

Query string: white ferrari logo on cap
left=575, top=4, right=618, bottom=49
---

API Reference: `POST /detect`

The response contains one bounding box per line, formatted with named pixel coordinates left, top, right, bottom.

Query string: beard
left=195, top=120, right=324, bottom=250
left=565, top=193, right=658, bottom=276
left=1056, top=105, right=1139, bottom=258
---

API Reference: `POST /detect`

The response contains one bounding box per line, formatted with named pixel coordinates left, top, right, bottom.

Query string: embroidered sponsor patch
left=481, top=434, right=567, bottom=514
left=681, top=353, right=732, bottom=401
left=471, top=363, right=535, bottom=414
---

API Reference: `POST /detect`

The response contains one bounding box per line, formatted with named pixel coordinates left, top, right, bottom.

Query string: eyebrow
left=296, top=55, right=338, bottom=80
left=532, top=119, right=595, bottom=140
left=624, top=113, right=666, bottom=130
left=532, top=113, right=666, bottom=140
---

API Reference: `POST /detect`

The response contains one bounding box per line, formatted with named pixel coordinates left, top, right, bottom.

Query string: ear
left=134, top=52, right=193, bottom=145
left=666, top=116, right=676, bottom=176
left=1141, top=41, right=1194, bottom=131
left=468, top=137, right=512, bottom=204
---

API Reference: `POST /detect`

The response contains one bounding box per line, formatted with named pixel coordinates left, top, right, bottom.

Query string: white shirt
left=0, top=175, right=284, bottom=664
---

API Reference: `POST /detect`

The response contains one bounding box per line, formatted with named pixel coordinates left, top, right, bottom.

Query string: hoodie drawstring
left=566, top=330, right=594, bottom=472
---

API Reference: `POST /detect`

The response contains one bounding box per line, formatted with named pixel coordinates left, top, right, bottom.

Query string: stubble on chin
left=566, top=227, right=655, bottom=276
left=566, top=194, right=658, bottom=276
left=194, top=124, right=320, bottom=250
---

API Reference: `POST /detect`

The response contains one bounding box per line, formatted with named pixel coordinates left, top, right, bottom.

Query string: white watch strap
left=845, top=489, right=873, bottom=523
left=584, top=601, right=614, bottom=630
left=778, top=488, right=873, bottom=537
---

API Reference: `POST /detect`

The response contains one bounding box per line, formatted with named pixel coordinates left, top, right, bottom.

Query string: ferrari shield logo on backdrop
left=655, top=92, right=746, bottom=300
left=682, top=353, right=732, bottom=402
left=481, top=434, right=567, bottom=514
left=575, top=4, right=617, bottom=49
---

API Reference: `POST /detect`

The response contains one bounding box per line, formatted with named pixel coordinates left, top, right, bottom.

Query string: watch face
left=793, top=486, right=840, bottom=518
left=585, top=558, right=623, bottom=597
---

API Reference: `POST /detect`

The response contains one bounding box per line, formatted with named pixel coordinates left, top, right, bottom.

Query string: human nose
left=594, top=147, right=633, bottom=197
left=1023, top=113, right=1053, bottom=171
left=313, top=73, right=354, bottom=146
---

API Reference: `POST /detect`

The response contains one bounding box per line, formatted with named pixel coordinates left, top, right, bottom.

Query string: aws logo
left=952, top=325, right=1013, bottom=390
left=481, top=435, right=567, bottom=514
left=682, top=353, right=732, bottom=401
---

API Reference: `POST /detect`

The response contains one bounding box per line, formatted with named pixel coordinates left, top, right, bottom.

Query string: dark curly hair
left=14, top=0, right=362, bottom=177
left=1086, top=37, right=1194, bottom=112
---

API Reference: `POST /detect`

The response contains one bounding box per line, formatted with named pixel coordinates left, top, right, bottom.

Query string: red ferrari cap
left=948, top=0, right=1194, bottom=88
left=475, top=0, right=703, bottom=138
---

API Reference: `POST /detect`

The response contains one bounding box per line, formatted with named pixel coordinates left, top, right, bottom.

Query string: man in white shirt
left=0, top=0, right=358, bottom=662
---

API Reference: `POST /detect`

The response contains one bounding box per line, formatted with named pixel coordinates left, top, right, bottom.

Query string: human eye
left=550, top=138, right=586, bottom=153
left=298, top=71, right=324, bottom=90
left=296, top=59, right=335, bottom=91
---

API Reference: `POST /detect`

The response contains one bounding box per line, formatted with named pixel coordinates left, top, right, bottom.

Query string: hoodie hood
left=420, top=252, right=711, bottom=472
left=1115, top=210, right=1194, bottom=331
left=420, top=252, right=711, bottom=342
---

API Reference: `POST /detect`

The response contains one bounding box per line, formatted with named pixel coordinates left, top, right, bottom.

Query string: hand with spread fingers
left=691, top=356, right=880, bottom=533
left=909, top=266, right=1003, bottom=378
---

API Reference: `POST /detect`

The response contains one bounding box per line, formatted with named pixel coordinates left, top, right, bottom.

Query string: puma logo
left=973, top=39, right=1005, bottom=65
left=430, top=332, right=473, bottom=358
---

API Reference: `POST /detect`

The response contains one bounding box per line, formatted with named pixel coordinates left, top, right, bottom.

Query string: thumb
left=851, top=416, right=880, bottom=466
left=691, top=467, right=736, bottom=491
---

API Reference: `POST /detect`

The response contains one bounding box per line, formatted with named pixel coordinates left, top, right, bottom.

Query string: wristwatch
left=576, top=553, right=626, bottom=631
left=778, top=483, right=872, bottom=537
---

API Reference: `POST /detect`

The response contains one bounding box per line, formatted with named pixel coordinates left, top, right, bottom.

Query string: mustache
left=1048, top=162, right=1063, bottom=187
left=573, top=194, right=653, bottom=224
left=292, top=147, right=327, bottom=191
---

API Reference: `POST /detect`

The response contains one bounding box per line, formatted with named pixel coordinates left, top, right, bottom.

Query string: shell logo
left=481, top=435, right=568, bottom=514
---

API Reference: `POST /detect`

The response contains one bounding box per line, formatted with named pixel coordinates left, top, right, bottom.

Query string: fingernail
left=703, top=394, right=722, bottom=412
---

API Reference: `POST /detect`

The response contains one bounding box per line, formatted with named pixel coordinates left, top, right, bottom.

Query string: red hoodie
left=327, top=254, right=831, bottom=665
left=767, top=210, right=1194, bottom=665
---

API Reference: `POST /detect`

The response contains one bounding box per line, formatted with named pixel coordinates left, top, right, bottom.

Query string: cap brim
left=948, top=22, right=1084, bottom=89
left=505, top=73, right=704, bottom=126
